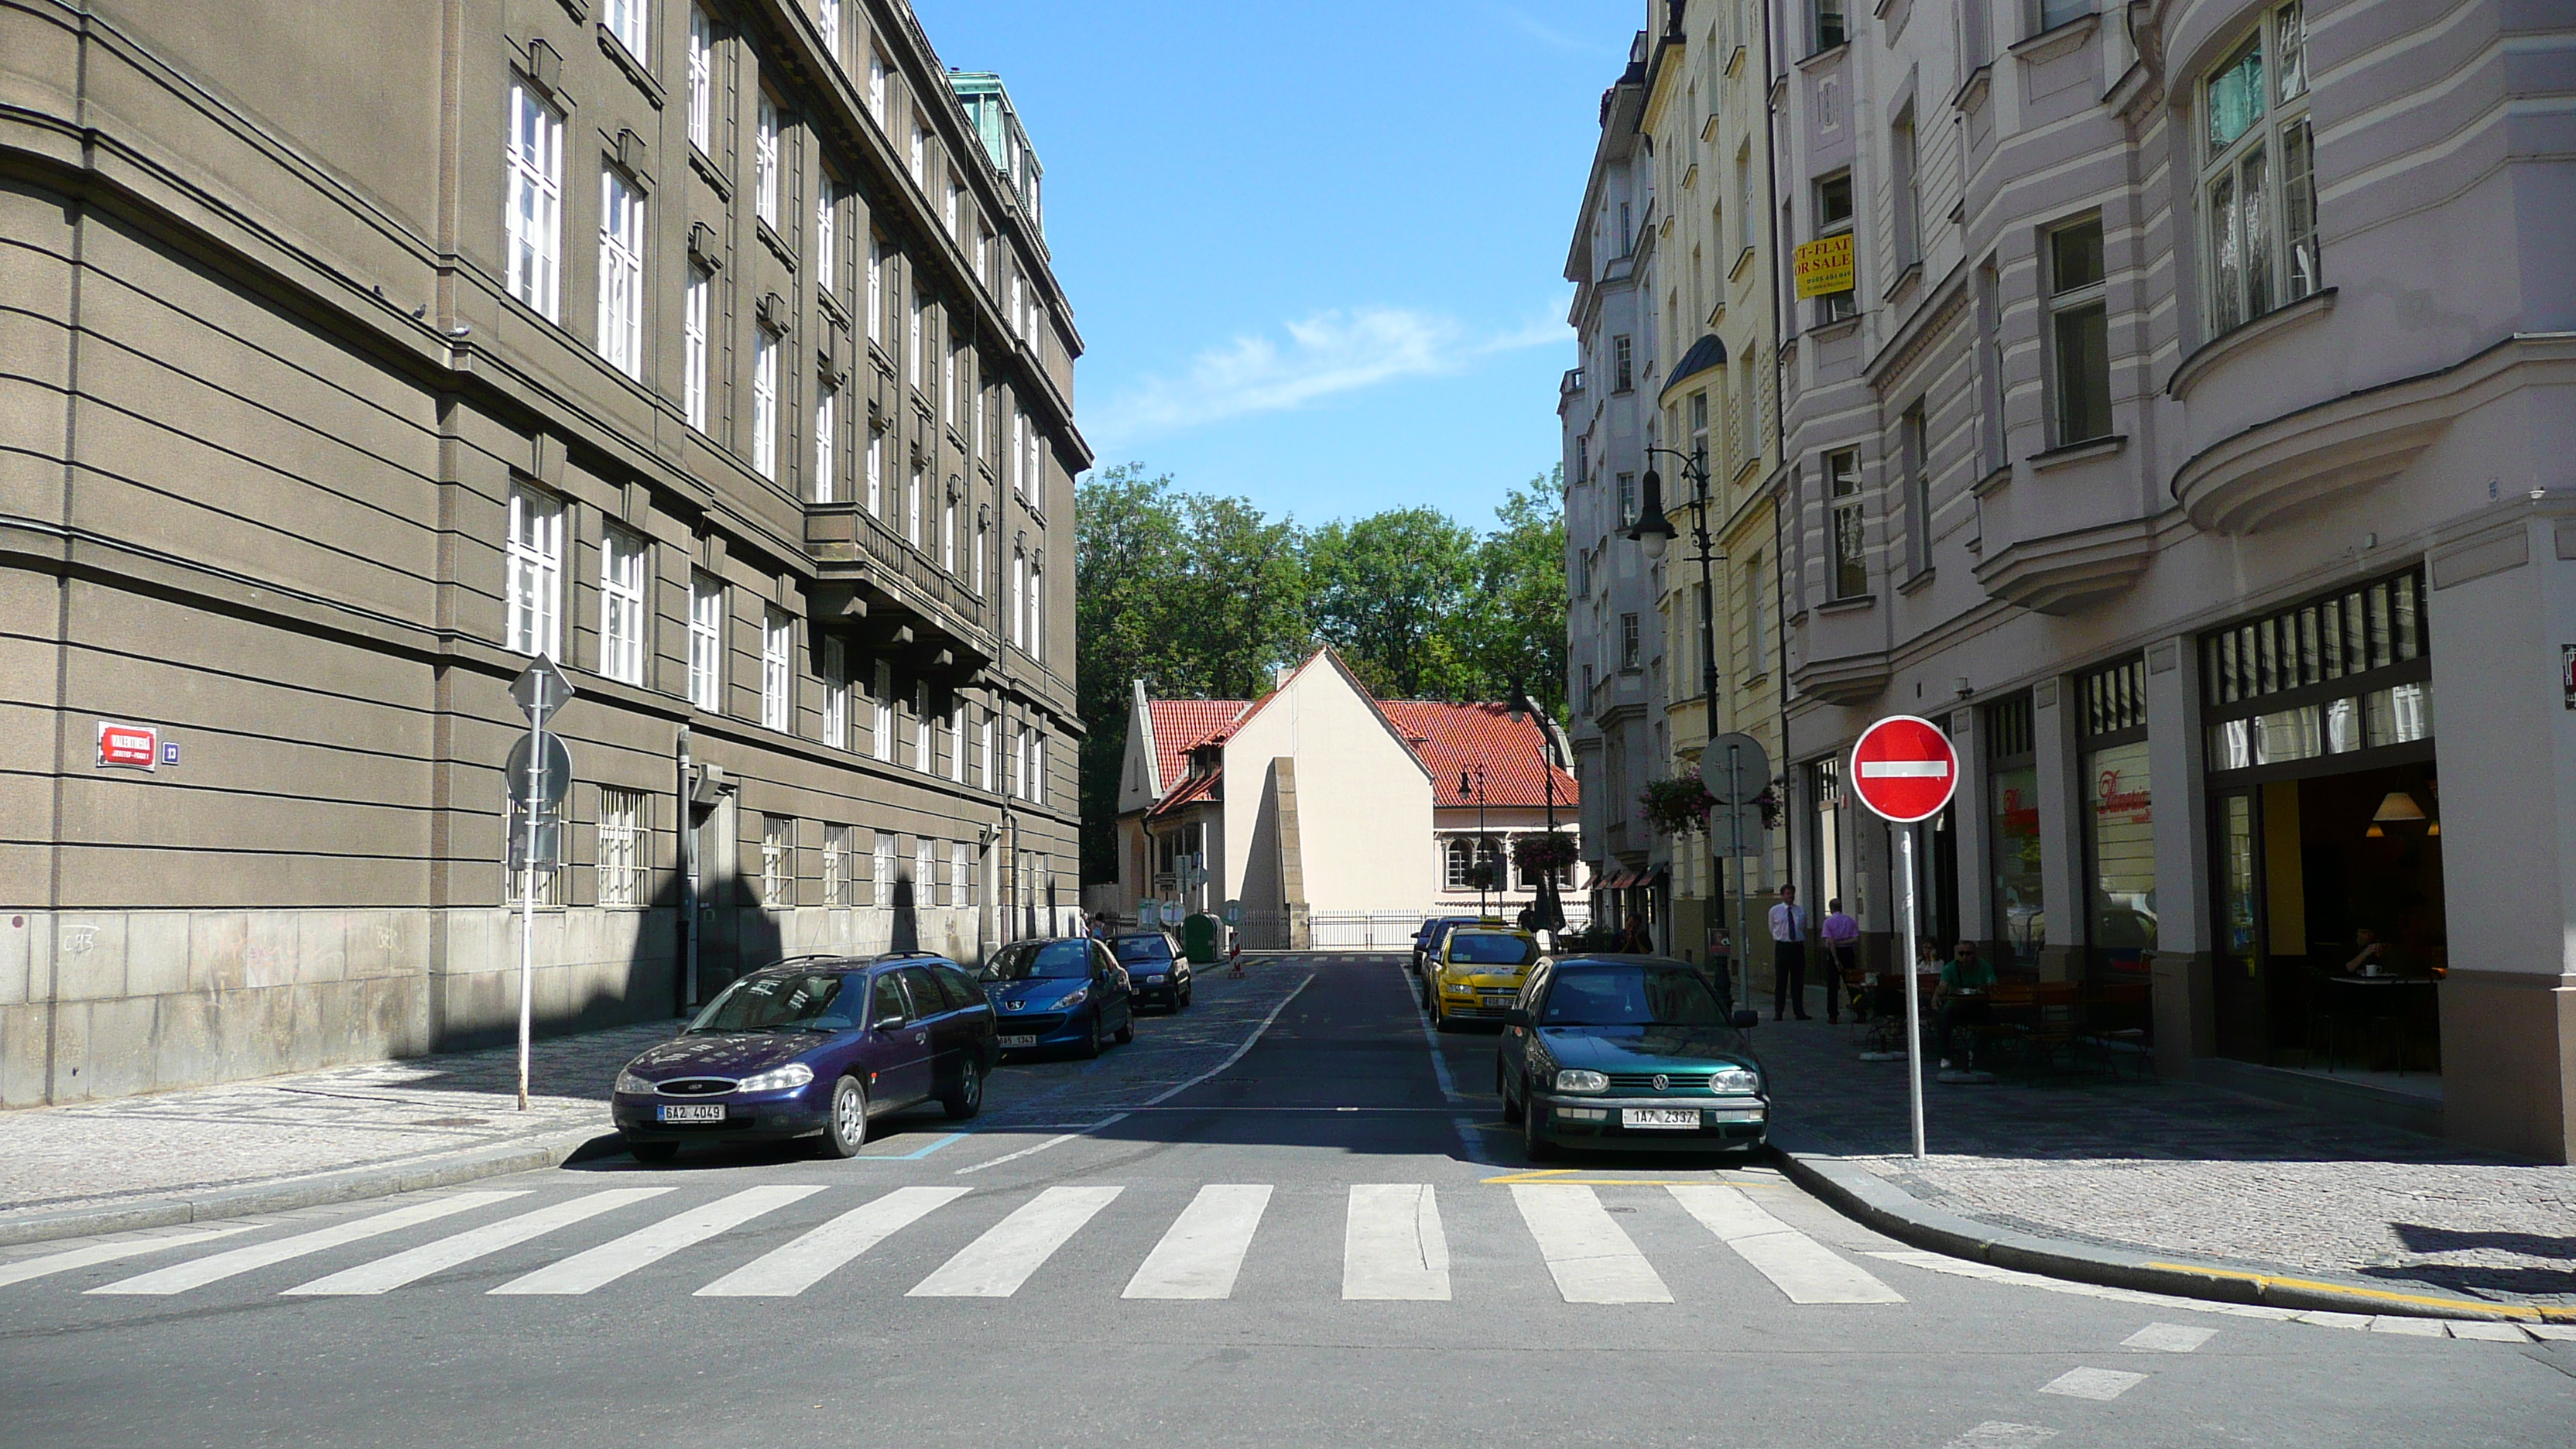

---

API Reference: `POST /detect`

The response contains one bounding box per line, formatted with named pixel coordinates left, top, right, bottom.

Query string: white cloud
left=1091, top=300, right=1571, bottom=447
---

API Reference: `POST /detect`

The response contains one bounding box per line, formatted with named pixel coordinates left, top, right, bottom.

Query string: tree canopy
left=1074, top=464, right=1566, bottom=882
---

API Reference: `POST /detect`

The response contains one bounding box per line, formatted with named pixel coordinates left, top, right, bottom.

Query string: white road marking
left=909, top=1186, right=1122, bottom=1297
left=2123, top=1322, right=2217, bottom=1353
left=1402, top=965, right=1465, bottom=1105
left=285, top=1188, right=675, bottom=1295
left=696, top=1186, right=970, bottom=1297
left=1872, top=1251, right=2539, bottom=1341
left=1450, top=1113, right=1493, bottom=1166
left=488, top=1185, right=823, bottom=1296
left=0, top=1224, right=263, bottom=1288
left=1509, top=1185, right=1673, bottom=1304
left=88, top=1192, right=524, bottom=1295
left=1941, top=1425, right=2059, bottom=1448
left=1667, top=1184, right=1903, bottom=1304
left=2038, top=1366, right=2147, bottom=1400
left=1123, top=1184, right=1273, bottom=1300
left=1343, top=1184, right=1450, bottom=1301
left=953, top=1118, right=1129, bottom=1177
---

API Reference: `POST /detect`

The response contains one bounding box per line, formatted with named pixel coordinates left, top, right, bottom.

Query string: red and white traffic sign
left=1850, top=714, right=1959, bottom=823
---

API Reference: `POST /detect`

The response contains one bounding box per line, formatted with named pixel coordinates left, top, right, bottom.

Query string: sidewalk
left=1756, top=1002, right=2576, bottom=1320
left=0, top=1023, right=670, bottom=1245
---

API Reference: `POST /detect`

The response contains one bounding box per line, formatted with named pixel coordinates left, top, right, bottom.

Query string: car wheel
left=1080, top=1009, right=1104, bottom=1060
left=1521, top=1096, right=1556, bottom=1162
left=627, top=1139, right=679, bottom=1164
left=819, top=1076, right=868, bottom=1158
left=1433, top=996, right=1458, bottom=1034
left=1178, top=983, right=1194, bottom=1010
left=941, top=1057, right=984, bottom=1120
left=1498, top=1063, right=1524, bottom=1125
left=1114, top=1010, right=1135, bottom=1046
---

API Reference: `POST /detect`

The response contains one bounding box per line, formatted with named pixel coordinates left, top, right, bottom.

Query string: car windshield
left=1110, top=935, right=1173, bottom=963
left=1449, top=933, right=1538, bottom=966
left=982, top=940, right=1094, bottom=981
left=686, top=971, right=854, bottom=1033
left=1539, top=965, right=1725, bottom=1028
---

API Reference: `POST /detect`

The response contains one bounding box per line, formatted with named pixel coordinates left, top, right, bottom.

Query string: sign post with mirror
left=1848, top=714, right=1959, bottom=1160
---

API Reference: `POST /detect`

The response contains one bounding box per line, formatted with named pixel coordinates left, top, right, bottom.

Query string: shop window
left=2201, top=567, right=2430, bottom=769
left=2075, top=656, right=2154, bottom=1010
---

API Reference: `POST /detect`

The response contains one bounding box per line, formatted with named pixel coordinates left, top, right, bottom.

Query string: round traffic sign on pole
left=1849, top=715, right=1960, bottom=824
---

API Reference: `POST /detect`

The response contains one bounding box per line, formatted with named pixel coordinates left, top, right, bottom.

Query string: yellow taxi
left=1424, top=926, right=1543, bottom=1032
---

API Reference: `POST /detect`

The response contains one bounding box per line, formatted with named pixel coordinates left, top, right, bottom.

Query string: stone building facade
left=0, top=0, right=1084, bottom=1106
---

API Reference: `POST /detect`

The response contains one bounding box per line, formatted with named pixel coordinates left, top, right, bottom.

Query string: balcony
left=804, top=502, right=992, bottom=681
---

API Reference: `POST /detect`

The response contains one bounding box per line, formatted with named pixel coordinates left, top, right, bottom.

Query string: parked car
left=1496, top=954, right=1767, bottom=1160
left=1423, top=926, right=1541, bottom=1030
left=1410, top=915, right=1488, bottom=976
left=1110, top=930, right=1194, bottom=1010
left=611, top=954, right=997, bottom=1162
left=981, top=937, right=1136, bottom=1058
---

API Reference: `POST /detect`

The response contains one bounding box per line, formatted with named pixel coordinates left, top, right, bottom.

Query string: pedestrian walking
left=1768, top=885, right=1810, bottom=1021
left=1819, top=896, right=1862, bottom=1023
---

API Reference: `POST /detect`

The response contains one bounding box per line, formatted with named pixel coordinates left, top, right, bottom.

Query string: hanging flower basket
left=1511, top=831, right=1579, bottom=875
left=1639, top=776, right=1716, bottom=836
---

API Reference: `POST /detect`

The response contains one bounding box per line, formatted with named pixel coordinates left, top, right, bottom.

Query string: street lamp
left=1458, top=763, right=1489, bottom=916
left=1622, top=446, right=1727, bottom=982
left=1509, top=683, right=1567, bottom=936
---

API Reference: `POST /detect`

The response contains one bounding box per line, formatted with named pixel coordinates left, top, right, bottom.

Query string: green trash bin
left=1182, top=913, right=1220, bottom=965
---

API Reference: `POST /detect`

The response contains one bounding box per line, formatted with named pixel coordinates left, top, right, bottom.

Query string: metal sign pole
left=1899, top=822, right=1926, bottom=1160
left=517, top=705, right=545, bottom=1112
left=1728, top=742, right=1748, bottom=1015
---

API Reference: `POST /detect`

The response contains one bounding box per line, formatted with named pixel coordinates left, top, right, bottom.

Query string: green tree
left=1461, top=467, right=1567, bottom=719
left=1304, top=507, right=1481, bottom=701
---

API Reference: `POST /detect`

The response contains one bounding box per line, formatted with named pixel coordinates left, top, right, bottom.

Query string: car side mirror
left=872, top=1013, right=906, bottom=1032
left=1732, top=1010, right=1760, bottom=1029
left=1502, top=1008, right=1530, bottom=1029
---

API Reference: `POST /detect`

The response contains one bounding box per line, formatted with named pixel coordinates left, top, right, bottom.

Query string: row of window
left=504, top=484, right=1054, bottom=801
left=1440, top=838, right=1575, bottom=893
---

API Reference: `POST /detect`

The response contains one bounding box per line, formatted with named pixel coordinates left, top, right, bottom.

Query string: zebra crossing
left=15, top=1180, right=1907, bottom=1309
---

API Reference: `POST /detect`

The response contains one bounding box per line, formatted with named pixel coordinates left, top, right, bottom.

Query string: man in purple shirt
left=1819, top=898, right=1862, bottom=1023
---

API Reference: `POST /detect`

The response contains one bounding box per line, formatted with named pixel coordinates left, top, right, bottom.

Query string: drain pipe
left=677, top=724, right=697, bottom=1013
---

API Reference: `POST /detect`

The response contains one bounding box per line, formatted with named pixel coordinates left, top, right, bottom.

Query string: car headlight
left=1056, top=988, right=1090, bottom=1009
left=1553, top=1069, right=1609, bottom=1094
left=1146, top=974, right=1168, bottom=984
left=615, top=1068, right=653, bottom=1095
left=1712, top=1066, right=1761, bottom=1094
left=736, top=1063, right=815, bottom=1093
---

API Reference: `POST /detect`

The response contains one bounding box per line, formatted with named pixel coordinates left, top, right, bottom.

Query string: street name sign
left=1849, top=714, right=1959, bottom=824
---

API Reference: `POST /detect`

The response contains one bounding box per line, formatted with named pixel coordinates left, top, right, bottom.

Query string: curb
left=0, top=1128, right=608, bottom=1249
left=1773, top=1144, right=2576, bottom=1326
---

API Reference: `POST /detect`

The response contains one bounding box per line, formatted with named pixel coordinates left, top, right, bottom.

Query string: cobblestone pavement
left=1756, top=1001, right=2576, bottom=1307
left=0, top=956, right=1321, bottom=1227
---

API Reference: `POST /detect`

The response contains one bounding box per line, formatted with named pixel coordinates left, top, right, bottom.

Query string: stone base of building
left=2438, top=969, right=2576, bottom=1163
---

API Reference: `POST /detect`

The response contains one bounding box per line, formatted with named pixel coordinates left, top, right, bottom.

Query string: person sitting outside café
left=1934, top=940, right=1995, bottom=1070
left=1819, top=897, right=1862, bottom=1023
left=2341, top=927, right=2401, bottom=977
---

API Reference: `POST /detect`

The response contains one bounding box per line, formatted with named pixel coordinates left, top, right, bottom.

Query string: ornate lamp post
left=1509, top=683, right=1567, bottom=935
left=1458, top=763, right=1490, bottom=916
left=1622, top=447, right=1728, bottom=980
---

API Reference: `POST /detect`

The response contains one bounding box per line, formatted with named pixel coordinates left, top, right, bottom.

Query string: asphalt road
left=4, top=953, right=2568, bottom=1448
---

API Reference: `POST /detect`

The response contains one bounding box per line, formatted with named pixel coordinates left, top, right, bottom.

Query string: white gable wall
left=1221, top=656, right=1434, bottom=913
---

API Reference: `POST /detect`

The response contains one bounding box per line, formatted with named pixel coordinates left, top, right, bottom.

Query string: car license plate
left=656, top=1103, right=724, bottom=1124
left=1622, top=1108, right=1701, bottom=1129
left=1482, top=990, right=1516, bottom=1002
left=999, top=1034, right=1038, bottom=1049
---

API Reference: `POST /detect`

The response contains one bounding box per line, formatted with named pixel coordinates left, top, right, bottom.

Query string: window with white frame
left=872, top=831, right=896, bottom=906
left=820, top=635, right=848, bottom=748
left=755, top=96, right=782, bottom=227
left=906, top=462, right=923, bottom=548
left=762, top=607, right=792, bottom=729
left=913, top=681, right=933, bottom=772
left=907, top=294, right=923, bottom=389
left=751, top=326, right=779, bottom=479
left=1619, top=611, right=1640, bottom=670
left=683, top=264, right=711, bottom=432
left=597, top=786, right=646, bottom=906
left=865, top=425, right=883, bottom=515
left=942, top=340, right=957, bottom=420
left=1026, top=419, right=1042, bottom=499
left=2038, top=0, right=2094, bottom=31
left=916, top=838, right=936, bottom=904
left=867, top=237, right=883, bottom=344
left=945, top=178, right=961, bottom=235
left=505, top=81, right=564, bottom=320
left=1812, top=170, right=1856, bottom=323
left=1612, top=334, right=1632, bottom=392
left=1010, top=410, right=1026, bottom=495
left=1012, top=724, right=1029, bottom=801
left=1813, top=0, right=1846, bottom=50
left=1009, top=550, right=1026, bottom=649
left=505, top=485, right=563, bottom=659
left=1901, top=400, right=1930, bottom=575
left=687, top=571, right=724, bottom=710
left=973, top=516, right=988, bottom=597
left=761, top=814, right=791, bottom=906
left=822, top=823, right=850, bottom=906
left=687, top=7, right=714, bottom=152
left=599, top=526, right=648, bottom=684
left=1826, top=449, right=1868, bottom=599
left=597, top=167, right=645, bottom=378
left=1890, top=109, right=1920, bottom=272
left=2201, top=2, right=2317, bottom=336
left=941, top=488, right=957, bottom=574
left=1029, top=560, right=1043, bottom=659
left=949, top=701, right=967, bottom=783
left=817, top=0, right=841, bottom=54
left=1444, top=838, right=1478, bottom=891
left=909, top=122, right=926, bottom=184
left=813, top=382, right=837, bottom=502
left=815, top=184, right=836, bottom=291
left=978, top=711, right=994, bottom=792
left=2046, top=216, right=2112, bottom=445
left=867, top=50, right=887, bottom=122
left=952, top=841, right=974, bottom=907
left=1977, top=261, right=2007, bottom=472
left=1031, top=728, right=1044, bottom=805
left=872, top=659, right=894, bottom=762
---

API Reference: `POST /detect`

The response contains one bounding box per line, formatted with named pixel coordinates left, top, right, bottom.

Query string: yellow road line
left=2141, top=1262, right=2576, bottom=1322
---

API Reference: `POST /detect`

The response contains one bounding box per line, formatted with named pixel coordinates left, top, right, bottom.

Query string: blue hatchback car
left=981, top=937, right=1135, bottom=1057
left=612, top=954, right=997, bottom=1161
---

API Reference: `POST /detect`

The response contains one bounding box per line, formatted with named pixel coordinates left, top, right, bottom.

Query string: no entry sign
left=1850, top=715, right=1959, bottom=823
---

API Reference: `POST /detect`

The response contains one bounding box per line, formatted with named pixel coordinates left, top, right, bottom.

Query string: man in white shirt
left=1768, top=884, right=1810, bottom=1021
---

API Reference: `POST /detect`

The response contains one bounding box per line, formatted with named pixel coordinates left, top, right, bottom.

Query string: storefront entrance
left=2204, top=567, right=2439, bottom=1076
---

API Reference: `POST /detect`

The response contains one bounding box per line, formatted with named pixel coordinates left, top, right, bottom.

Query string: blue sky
left=913, top=0, right=1641, bottom=532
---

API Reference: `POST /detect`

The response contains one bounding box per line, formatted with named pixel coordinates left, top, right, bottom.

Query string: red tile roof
left=1147, top=766, right=1223, bottom=819
left=1146, top=698, right=1246, bottom=797
left=1379, top=700, right=1579, bottom=810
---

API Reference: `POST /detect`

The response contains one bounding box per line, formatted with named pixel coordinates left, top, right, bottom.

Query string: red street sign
left=98, top=721, right=158, bottom=771
left=1850, top=714, right=1958, bottom=823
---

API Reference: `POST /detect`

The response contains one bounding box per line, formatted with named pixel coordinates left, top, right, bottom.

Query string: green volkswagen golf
left=1496, top=954, right=1767, bottom=1159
